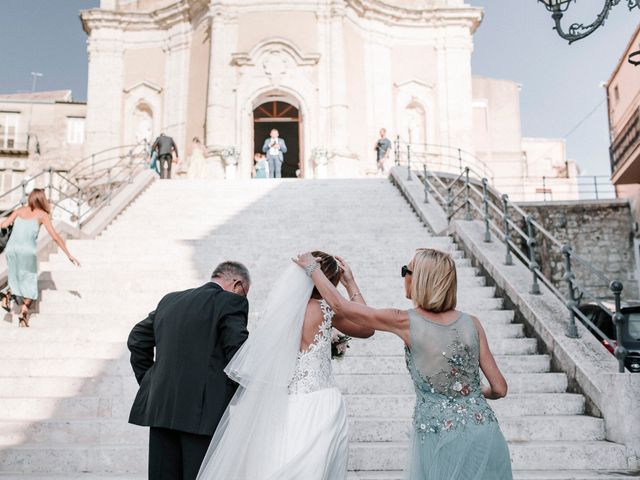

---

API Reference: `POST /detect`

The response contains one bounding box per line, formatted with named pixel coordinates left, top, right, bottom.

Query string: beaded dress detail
left=404, top=309, right=512, bottom=479
left=288, top=300, right=335, bottom=395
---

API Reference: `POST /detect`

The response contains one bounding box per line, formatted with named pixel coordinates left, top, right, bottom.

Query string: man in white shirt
left=261, top=129, right=288, bottom=178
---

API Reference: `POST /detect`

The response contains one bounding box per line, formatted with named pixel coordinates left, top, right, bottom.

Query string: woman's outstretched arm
left=41, top=214, right=81, bottom=266
left=331, top=256, right=374, bottom=339
left=293, top=253, right=410, bottom=345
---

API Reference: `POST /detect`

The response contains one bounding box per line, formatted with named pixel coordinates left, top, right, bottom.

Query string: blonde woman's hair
left=411, top=248, right=457, bottom=312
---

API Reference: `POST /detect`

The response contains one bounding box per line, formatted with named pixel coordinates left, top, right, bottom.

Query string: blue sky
left=0, top=0, right=637, bottom=175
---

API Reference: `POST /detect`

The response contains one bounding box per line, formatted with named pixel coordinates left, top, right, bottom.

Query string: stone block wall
left=423, top=170, right=639, bottom=300
left=518, top=199, right=638, bottom=300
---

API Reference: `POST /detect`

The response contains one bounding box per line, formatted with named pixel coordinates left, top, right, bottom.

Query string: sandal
left=18, top=311, right=29, bottom=328
left=1, top=289, right=11, bottom=312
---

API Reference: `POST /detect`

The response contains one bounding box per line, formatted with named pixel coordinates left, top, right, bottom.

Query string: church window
left=66, top=117, right=85, bottom=145
left=0, top=112, right=19, bottom=149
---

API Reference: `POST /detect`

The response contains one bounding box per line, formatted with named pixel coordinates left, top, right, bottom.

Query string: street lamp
left=538, top=0, right=640, bottom=65
left=26, top=72, right=43, bottom=153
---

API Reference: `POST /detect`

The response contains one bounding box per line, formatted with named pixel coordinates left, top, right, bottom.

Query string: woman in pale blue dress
left=1, top=189, right=80, bottom=327
left=253, top=153, right=268, bottom=178
left=294, top=248, right=512, bottom=479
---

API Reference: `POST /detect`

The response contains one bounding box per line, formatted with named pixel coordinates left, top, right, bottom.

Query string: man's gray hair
left=211, top=261, right=251, bottom=285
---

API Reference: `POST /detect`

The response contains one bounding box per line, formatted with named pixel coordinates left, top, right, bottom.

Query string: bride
left=197, top=251, right=374, bottom=480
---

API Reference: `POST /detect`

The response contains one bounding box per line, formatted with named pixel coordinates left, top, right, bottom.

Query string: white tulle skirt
left=267, top=386, right=349, bottom=480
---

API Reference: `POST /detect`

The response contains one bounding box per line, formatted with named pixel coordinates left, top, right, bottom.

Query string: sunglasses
left=401, top=265, right=413, bottom=278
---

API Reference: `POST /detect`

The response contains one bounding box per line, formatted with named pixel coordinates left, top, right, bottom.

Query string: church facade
left=80, top=0, right=573, bottom=192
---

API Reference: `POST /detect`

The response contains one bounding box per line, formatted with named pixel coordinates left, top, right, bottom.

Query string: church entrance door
left=253, top=101, right=302, bottom=178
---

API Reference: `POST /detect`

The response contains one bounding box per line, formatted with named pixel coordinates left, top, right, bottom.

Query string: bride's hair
left=310, top=250, right=342, bottom=299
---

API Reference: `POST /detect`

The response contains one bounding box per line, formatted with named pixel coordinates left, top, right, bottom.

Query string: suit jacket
left=152, top=134, right=178, bottom=158
left=127, top=282, right=249, bottom=436
left=262, top=137, right=287, bottom=161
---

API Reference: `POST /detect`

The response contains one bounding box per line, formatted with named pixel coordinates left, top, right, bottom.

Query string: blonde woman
left=294, top=248, right=512, bottom=480
left=0, top=189, right=80, bottom=327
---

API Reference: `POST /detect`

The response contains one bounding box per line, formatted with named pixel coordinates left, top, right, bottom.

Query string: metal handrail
left=0, top=143, right=148, bottom=230
left=409, top=158, right=631, bottom=373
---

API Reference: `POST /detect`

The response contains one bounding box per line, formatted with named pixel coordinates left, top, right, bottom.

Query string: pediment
left=394, top=78, right=434, bottom=90
left=123, top=80, right=163, bottom=94
left=231, top=38, right=321, bottom=67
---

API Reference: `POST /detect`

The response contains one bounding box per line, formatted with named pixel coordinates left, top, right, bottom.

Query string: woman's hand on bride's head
left=335, top=256, right=354, bottom=285
left=292, top=252, right=320, bottom=269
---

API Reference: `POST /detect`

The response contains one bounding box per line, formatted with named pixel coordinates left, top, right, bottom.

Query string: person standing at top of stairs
left=151, top=133, right=179, bottom=180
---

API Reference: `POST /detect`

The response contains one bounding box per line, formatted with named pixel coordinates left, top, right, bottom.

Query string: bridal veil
left=196, top=264, right=314, bottom=479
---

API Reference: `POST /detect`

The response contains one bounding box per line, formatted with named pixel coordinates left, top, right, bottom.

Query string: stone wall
left=518, top=199, right=639, bottom=300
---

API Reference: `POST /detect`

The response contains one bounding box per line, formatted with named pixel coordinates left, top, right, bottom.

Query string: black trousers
left=159, top=154, right=173, bottom=179
left=148, top=427, right=212, bottom=480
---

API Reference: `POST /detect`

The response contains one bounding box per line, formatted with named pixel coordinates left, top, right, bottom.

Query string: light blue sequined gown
left=5, top=217, right=40, bottom=300
left=404, top=310, right=512, bottom=480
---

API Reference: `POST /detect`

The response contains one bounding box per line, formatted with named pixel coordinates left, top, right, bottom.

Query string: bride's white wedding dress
left=196, top=266, right=348, bottom=480
left=279, top=299, right=349, bottom=478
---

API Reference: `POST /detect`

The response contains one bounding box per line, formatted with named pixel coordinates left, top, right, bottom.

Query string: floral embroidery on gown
left=404, top=310, right=513, bottom=480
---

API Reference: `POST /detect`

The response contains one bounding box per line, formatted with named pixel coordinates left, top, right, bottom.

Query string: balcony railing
left=611, top=107, right=640, bottom=176
left=0, top=134, right=29, bottom=154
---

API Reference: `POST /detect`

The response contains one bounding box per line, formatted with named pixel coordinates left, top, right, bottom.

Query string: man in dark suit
left=151, top=133, right=179, bottom=179
left=128, top=261, right=251, bottom=480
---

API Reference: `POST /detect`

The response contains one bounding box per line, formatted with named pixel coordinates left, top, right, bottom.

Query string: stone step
left=333, top=354, right=551, bottom=375
left=0, top=414, right=604, bottom=447
left=347, top=441, right=631, bottom=471
left=0, top=353, right=545, bottom=378
left=1, top=472, right=638, bottom=480
left=0, top=309, right=515, bottom=335
left=348, top=414, right=605, bottom=443
left=349, top=336, right=536, bottom=355
left=0, top=393, right=584, bottom=422
left=33, top=297, right=503, bottom=315
left=335, top=372, right=568, bottom=395
left=36, top=282, right=494, bottom=305
left=0, top=371, right=567, bottom=399
left=0, top=439, right=628, bottom=474
left=64, top=237, right=457, bottom=253
left=342, top=393, right=584, bottom=418
left=37, top=273, right=487, bottom=293
left=0, top=322, right=524, bottom=348
left=38, top=257, right=474, bottom=272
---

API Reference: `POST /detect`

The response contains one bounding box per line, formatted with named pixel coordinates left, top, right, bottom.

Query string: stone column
left=365, top=38, right=393, bottom=139
left=327, top=1, right=358, bottom=176
left=162, top=21, right=191, bottom=158
left=435, top=29, right=474, bottom=154
left=329, top=2, right=348, bottom=154
left=84, top=27, right=124, bottom=159
left=205, top=10, right=237, bottom=178
left=205, top=11, right=234, bottom=151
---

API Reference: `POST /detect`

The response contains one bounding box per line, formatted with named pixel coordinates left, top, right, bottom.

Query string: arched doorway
left=253, top=100, right=302, bottom=178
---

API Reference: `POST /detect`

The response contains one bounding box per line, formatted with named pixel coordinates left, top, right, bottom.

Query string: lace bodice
left=405, top=310, right=497, bottom=440
left=288, top=300, right=336, bottom=395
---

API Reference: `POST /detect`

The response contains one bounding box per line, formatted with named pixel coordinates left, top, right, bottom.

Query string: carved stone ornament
left=262, top=50, right=290, bottom=86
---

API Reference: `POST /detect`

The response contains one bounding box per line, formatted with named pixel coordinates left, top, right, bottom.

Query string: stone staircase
left=0, top=178, right=637, bottom=479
